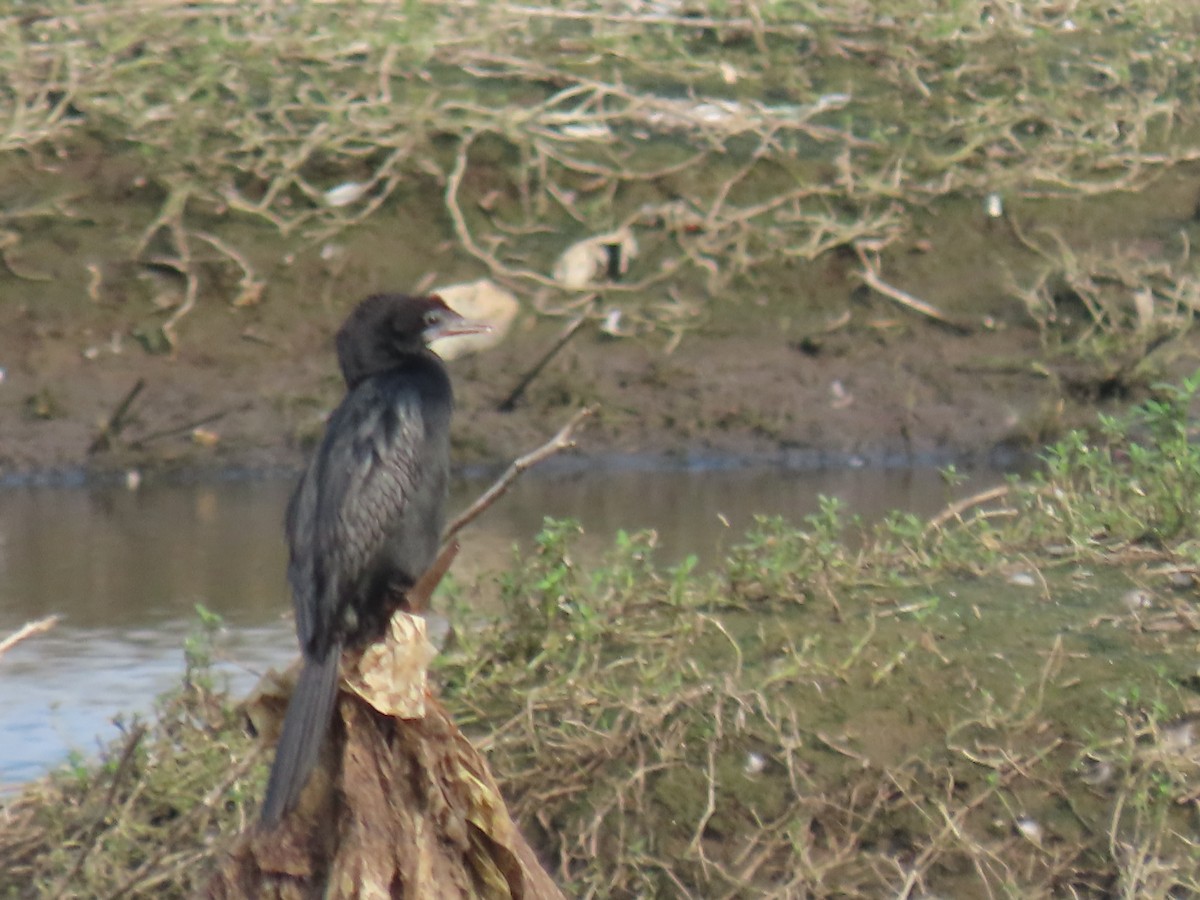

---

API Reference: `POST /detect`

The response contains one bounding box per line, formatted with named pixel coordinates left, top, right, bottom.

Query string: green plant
left=182, top=602, right=224, bottom=691
left=496, top=516, right=586, bottom=659
left=1033, top=370, right=1200, bottom=544
left=726, top=497, right=858, bottom=602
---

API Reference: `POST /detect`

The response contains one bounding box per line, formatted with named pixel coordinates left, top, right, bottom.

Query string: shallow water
left=0, top=462, right=999, bottom=788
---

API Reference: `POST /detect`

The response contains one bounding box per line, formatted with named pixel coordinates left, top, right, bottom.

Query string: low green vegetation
left=438, top=372, right=1200, bottom=896
left=5, top=373, right=1200, bottom=896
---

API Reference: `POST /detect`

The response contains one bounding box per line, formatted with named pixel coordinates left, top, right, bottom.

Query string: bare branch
left=88, top=379, right=147, bottom=455
left=498, top=312, right=591, bottom=411
left=0, top=615, right=61, bottom=659
left=444, top=406, right=595, bottom=542
left=925, top=485, right=1013, bottom=535
left=855, top=247, right=974, bottom=334
left=406, top=541, right=461, bottom=614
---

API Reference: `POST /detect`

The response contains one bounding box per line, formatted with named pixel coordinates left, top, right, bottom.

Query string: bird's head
left=336, top=293, right=490, bottom=386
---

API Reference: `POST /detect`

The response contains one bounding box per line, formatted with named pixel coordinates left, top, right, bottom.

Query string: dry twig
left=88, top=379, right=146, bottom=455
left=444, top=405, right=595, bottom=541
left=0, top=615, right=60, bottom=658
left=925, top=485, right=1012, bottom=534
left=855, top=247, right=973, bottom=334
left=498, top=312, right=590, bottom=411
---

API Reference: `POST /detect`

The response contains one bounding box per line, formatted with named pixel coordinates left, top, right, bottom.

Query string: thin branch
left=444, top=406, right=595, bottom=542
left=88, top=379, right=146, bottom=455
left=192, top=231, right=265, bottom=308
left=498, top=312, right=590, bottom=411
left=925, top=485, right=1012, bottom=535
left=129, top=402, right=252, bottom=449
left=52, top=724, right=149, bottom=896
left=406, top=541, right=460, bottom=614
left=855, top=246, right=973, bottom=334
left=0, top=615, right=60, bottom=658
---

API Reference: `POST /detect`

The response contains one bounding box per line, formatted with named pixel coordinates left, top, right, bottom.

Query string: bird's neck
left=342, top=345, right=441, bottom=389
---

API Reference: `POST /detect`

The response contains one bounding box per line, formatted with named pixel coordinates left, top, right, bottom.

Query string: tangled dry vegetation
left=1006, top=231, right=1200, bottom=379
left=4, top=0, right=1200, bottom=348
left=5, top=377, right=1200, bottom=896
left=449, top=500, right=1200, bottom=896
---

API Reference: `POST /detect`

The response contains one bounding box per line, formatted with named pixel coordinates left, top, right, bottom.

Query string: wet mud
left=3, top=144, right=1200, bottom=483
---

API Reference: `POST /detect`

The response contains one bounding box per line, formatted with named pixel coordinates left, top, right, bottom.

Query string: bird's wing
left=285, top=462, right=320, bottom=648
left=288, top=378, right=428, bottom=655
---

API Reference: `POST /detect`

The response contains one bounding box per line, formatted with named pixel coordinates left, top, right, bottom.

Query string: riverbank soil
left=4, top=152, right=1200, bottom=480
left=4, top=3, right=1200, bottom=481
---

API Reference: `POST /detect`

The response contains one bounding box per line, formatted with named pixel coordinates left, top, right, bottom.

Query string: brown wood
left=208, top=614, right=563, bottom=900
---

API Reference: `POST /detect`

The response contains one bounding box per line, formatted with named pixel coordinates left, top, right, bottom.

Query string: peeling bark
left=209, top=613, right=563, bottom=900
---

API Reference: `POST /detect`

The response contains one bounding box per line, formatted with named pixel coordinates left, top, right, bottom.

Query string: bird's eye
left=423, top=310, right=441, bottom=327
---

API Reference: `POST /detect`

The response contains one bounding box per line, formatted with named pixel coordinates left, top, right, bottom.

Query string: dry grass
left=0, top=681, right=261, bottom=898
left=1007, top=228, right=1200, bottom=369
left=437, top=515, right=1200, bottom=897
left=4, top=1, right=1200, bottom=345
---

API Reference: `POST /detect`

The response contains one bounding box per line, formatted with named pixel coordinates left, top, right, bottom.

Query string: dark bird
left=260, top=293, right=487, bottom=826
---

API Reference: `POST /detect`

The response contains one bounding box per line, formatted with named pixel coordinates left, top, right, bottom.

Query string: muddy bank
left=2, top=194, right=1195, bottom=484
left=0, top=283, right=1096, bottom=481
left=2, top=126, right=1200, bottom=487
left=5, top=0, right=1200, bottom=482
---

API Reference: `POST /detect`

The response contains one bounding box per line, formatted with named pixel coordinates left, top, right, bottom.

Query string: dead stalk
left=444, top=406, right=594, bottom=541
left=0, top=615, right=61, bottom=658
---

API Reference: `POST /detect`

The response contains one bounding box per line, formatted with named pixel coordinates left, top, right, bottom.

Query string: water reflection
left=0, top=463, right=998, bottom=787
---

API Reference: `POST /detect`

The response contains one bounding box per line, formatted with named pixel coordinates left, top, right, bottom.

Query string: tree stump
left=207, top=611, right=563, bottom=900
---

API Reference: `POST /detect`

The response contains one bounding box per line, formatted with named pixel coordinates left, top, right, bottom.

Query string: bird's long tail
left=260, top=649, right=341, bottom=826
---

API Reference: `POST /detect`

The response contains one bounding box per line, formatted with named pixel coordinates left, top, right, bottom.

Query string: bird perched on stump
left=261, top=293, right=488, bottom=826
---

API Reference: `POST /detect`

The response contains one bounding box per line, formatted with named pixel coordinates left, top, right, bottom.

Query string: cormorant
left=260, top=293, right=486, bottom=826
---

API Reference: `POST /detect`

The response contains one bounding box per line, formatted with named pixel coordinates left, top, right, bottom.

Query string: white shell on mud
left=552, top=226, right=639, bottom=288
left=323, top=181, right=368, bottom=208
left=829, top=379, right=853, bottom=409
left=743, top=752, right=767, bottom=776
left=428, top=279, right=520, bottom=360
left=1015, top=816, right=1043, bottom=843
left=984, top=192, right=1004, bottom=218
left=599, top=308, right=626, bottom=337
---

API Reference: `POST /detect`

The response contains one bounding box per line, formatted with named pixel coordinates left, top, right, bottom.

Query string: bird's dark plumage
left=260, top=293, right=483, bottom=826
